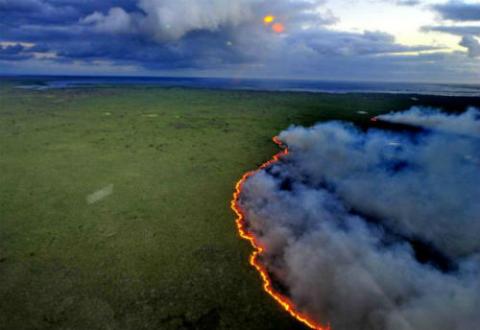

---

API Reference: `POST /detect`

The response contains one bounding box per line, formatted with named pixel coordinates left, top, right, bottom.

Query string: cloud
left=136, top=0, right=256, bottom=41
left=460, top=35, right=480, bottom=58
left=0, top=0, right=475, bottom=81
left=0, top=2, right=406, bottom=63
left=427, top=23, right=480, bottom=58
left=395, top=0, right=420, bottom=6
left=422, top=2, right=480, bottom=58
left=0, top=43, right=30, bottom=60
left=433, top=1, right=480, bottom=22
left=81, top=7, right=134, bottom=34
left=285, top=29, right=440, bottom=57
left=79, top=0, right=337, bottom=41
left=422, top=25, right=480, bottom=37
left=79, top=0, right=257, bottom=41
left=238, top=108, right=480, bottom=330
left=0, top=42, right=41, bottom=61
left=0, top=0, right=83, bottom=25
left=1, top=0, right=338, bottom=68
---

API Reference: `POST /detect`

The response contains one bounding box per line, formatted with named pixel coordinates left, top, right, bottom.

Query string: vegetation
left=1, top=79, right=479, bottom=329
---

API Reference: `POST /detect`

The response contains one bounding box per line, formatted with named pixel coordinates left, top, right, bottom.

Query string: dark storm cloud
left=0, top=0, right=90, bottom=25
left=239, top=108, right=480, bottom=330
left=0, top=0, right=328, bottom=69
left=0, top=43, right=33, bottom=61
left=422, top=1, right=480, bottom=59
left=0, top=0, right=451, bottom=76
left=433, top=1, right=480, bottom=22
left=0, top=0, right=137, bottom=24
left=459, top=35, right=480, bottom=58
left=421, top=25, right=480, bottom=57
left=285, top=29, right=439, bottom=57
left=422, top=25, right=480, bottom=37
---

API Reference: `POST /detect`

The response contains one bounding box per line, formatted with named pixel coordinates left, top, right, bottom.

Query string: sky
left=1, top=0, right=480, bottom=83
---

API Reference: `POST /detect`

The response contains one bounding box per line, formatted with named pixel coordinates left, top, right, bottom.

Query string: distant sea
left=10, top=76, right=480, bottom=97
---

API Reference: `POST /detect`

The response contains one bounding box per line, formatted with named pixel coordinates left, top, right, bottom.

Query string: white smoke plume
left=238, top=108, right=480, bottom=330
left=378, top=107, right=480, bottom=138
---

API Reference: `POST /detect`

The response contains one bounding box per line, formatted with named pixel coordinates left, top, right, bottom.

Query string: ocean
left=9, top=75, right=480, bottom=97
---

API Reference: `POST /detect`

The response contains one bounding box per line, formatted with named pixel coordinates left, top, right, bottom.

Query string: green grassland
left=1, top=79, right=479, bottom=330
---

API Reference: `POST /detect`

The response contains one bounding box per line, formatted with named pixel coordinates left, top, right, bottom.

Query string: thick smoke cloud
left=239, top=108, right=480, bottom=330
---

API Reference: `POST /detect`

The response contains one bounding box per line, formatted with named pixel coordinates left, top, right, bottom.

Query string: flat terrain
left=1, top=79, right=479, bottom=329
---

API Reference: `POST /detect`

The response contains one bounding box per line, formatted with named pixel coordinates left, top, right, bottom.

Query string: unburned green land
left=1, top=79, right=479, bottom=330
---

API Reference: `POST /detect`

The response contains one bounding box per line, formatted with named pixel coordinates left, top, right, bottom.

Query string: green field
left=1, top=79, right=479, bottom=330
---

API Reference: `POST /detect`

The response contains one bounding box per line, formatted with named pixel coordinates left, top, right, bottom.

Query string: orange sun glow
left=272, top=22, right=285, bottom=33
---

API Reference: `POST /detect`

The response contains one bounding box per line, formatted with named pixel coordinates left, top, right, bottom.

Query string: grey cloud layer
left=1, top=0, right=474, bottom=80
left=81, top=0, right=257, bottom=41
left=239, top=108, right=480, bottom=330
left=460, top=35, right=480, bottom=58
left=1, top=0, right=336, bottom=65
left=433, top=1, right=480, bottom=22
left=427, top=1, right=480, bottom=57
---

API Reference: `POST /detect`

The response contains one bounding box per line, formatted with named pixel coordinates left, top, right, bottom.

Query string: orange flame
left=231, top=137, right=330, bottom=330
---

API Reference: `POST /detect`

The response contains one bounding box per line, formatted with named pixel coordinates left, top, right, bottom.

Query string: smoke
left=238, top=107, right=480, bottom=330
left=378, top=107, right=480, bottom=138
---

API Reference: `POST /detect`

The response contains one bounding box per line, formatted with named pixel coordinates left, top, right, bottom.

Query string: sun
left=263, top=15, right=275, bottom=25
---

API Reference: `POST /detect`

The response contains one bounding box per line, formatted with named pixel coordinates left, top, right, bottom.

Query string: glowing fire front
left=231, top=137, right=330, bottom=330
